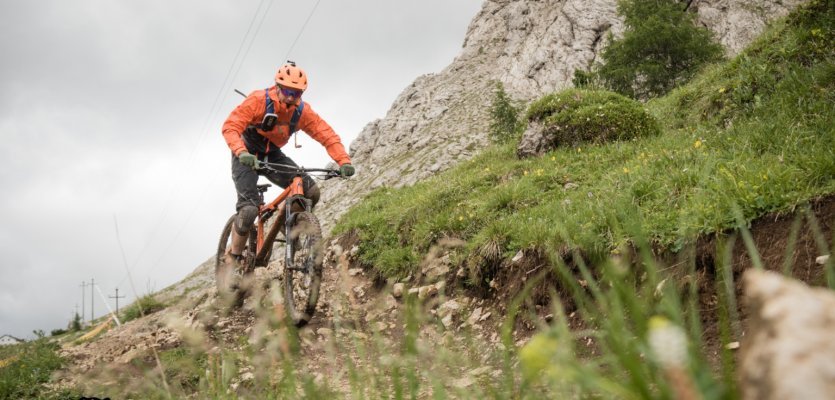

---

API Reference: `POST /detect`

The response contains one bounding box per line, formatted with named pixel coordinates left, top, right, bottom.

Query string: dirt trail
left=52, top=195, right=834, bottom=397
left=54, top=237, right=513, bottom=397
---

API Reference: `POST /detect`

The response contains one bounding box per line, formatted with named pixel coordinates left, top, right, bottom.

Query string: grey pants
left=231, top=151, right=319, bottom=233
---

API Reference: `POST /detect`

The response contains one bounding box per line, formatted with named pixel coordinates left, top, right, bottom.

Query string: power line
left=145, top=174, right=224, bottom=276
left=116, top=0, right=325, bottom=293
left=193, top=0, right=277, bottom=160
left=114, top=0, right=273, bottom=289
left=113, top=216, right=141, bottom=313
left=283, top=0, right=324, bottom=62
left=139, top=0, right=326, bottom=279
left=228, top=0, right=278, bottom=95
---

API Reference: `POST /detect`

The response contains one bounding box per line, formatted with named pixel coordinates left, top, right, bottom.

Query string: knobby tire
left=284, top=211, right=324, bottom=327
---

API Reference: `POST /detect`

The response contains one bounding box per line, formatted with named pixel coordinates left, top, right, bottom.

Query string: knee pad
left=306, top=183, right=321, bottom=208
left=235, top=205, right=258, bottom=234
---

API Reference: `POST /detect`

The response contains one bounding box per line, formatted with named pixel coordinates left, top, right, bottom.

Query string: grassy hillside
left=8, top=2, right=832, bottom=399
left=333, top=0, right=835, bottom=282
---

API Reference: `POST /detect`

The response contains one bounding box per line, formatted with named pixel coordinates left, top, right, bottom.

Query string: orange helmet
left=275, top=61, right=308, bottom=91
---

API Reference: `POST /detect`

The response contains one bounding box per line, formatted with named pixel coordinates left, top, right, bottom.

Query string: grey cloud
left=0, top=0, right=482, bottom=338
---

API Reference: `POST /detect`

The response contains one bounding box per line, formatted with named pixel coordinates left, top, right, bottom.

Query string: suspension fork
left=284, top=175, right=313, bottom=271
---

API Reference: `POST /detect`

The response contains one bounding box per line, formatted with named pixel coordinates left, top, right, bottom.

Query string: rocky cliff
left=317, top=0, right=805, bottom=232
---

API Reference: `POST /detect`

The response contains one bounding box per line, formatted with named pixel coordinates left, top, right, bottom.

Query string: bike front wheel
left=283, top=211, right=324, bottom=327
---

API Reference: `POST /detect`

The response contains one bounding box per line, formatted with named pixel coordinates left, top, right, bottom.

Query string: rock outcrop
left=739, top=270, right=835, bottom=400
left=316, top=0, right=804, bottom=233
left=693, top=0, right=806, bottom=55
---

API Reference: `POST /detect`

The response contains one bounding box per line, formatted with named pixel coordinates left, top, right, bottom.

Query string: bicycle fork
left=284, top=195, right=313, bottom=272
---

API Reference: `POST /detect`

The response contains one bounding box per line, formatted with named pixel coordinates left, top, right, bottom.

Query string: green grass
left=0, top=338, right=80, bottom=399
left=45, top=2, right=835, bottom=398
left=121, top=294, right=167, bottom=323
left=333, top=0, right=835, bottom=282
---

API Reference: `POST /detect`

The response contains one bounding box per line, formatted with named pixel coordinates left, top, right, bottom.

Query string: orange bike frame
left=254, top=175, right=306, bottom=263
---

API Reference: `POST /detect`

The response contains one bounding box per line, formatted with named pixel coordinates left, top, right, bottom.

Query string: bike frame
left=250, top=163, right=338, bottom=267
left=253, top=175, right=303, bottom=266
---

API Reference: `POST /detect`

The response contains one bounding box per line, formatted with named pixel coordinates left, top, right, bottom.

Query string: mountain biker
left=221, top=61, right=355, bottom=266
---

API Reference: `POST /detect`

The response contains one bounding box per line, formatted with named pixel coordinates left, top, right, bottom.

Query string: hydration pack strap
left=289, top=101, right=304, bottom=134
left=264, top=88, right=304, bottom=133
left=264, top=88, right=274, bottom=114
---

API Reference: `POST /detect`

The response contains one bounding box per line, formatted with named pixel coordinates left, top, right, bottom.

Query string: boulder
left=739, top=270, right=835, bottom=400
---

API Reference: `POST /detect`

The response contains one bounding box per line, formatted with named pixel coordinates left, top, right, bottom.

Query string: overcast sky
left=0, top=0, right=482, bottom=338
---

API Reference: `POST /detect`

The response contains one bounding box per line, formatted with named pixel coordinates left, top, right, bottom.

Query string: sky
left=0, top=0, right=483, bottom=338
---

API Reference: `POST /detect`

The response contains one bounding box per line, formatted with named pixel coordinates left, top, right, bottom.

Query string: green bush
left=571, top=68, right=600, bottom=89
left=596, top=0, right=724, bottom=99
left=0, top=339, right=69, bottom=399
left=121, top=295, right=166, bottom=323
left=50, top=328, right=67, bottom=337
left=526, top=88, right=661, bottom=146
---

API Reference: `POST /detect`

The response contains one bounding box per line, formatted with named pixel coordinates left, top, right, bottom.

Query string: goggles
left=278, top=86, right=303, bottom=98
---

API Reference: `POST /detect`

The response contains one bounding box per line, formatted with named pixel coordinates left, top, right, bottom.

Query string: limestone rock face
left=692, top=0, right=805, bottom=55
left=739, top=270, right=835, bottom=400
left=313, top=0, right=806, bottom=233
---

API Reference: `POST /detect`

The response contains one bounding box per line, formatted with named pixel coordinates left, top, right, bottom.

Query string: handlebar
left=256, top=161, right=344, bottom=180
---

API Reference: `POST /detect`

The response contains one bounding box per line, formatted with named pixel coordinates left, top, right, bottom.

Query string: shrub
left=525, top=88, right=661, bottom=146
left=596, top=0, right=724, bottom=99
left=121, top=295, right=166, bottom=323
left=572, top=69, right=593, bottom=89
left=0, top=339, right=67, bottom=399
left=50, top=328, right=67, bottom=337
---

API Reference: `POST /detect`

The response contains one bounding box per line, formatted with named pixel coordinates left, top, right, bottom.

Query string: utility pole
left=80, top=281, right=86, bottom=325
left=109, top=288, right=125, bottom=315
left=90, top=278, right=95, bottom=324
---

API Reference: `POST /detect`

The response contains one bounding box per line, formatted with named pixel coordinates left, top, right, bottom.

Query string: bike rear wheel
left=283, top=211, right=324, bottom=327
left=216, top=214, right=257, bottom=306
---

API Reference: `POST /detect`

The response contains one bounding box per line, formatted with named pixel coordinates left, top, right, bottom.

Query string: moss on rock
left=518, top=89, right=661, bottom=157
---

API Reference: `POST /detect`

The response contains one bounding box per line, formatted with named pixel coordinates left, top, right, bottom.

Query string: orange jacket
left=222, top=87, right=351, bottom=166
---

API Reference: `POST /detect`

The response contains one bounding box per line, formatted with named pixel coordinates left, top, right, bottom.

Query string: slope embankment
left=40, top=0, right=834, bottom=398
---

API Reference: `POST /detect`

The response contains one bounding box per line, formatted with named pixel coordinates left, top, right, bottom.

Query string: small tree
left=71, top=312, right=82, bottom=332
left=489, top=82, right=522, bottom=144
left=597, top=0, right=723, bottom=99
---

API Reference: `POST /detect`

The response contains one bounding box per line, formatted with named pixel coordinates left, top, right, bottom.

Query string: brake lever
left=321, top=171, right=343, bottom=181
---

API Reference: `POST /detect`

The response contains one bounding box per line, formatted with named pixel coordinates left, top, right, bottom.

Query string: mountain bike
left=215, top=162, right=342, bottom=327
